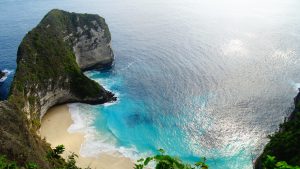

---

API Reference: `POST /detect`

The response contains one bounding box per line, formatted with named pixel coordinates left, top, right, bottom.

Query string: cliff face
left=71, top=16, right=114, bottom=70
left=42, top=9, right=114, bottom=71
left=255, top=91, right=300, bottom=168
left=0, top=9, right=115, bottom=168
left=9, top=9, right=115, bottom=126
left=0, top=101, right=52, bottom=168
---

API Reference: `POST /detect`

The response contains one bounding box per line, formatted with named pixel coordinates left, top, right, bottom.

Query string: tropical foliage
left=263, top=155, right=300, bottom=169
left=134, top=149, right=208, bottom=169
left=46, top=145, right=91, bottom=169
left=0, top=155, right=38, bottom=169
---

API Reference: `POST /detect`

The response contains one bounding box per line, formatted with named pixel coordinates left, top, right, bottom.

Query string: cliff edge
left=10, top=9, right=115, bottom=124
left=255, top=91, right=300, bottom=168
left=0, top=9, right=115, bottom=168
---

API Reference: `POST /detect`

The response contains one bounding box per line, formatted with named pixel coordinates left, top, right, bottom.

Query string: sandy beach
left=40, top=104, right=134, bottom=169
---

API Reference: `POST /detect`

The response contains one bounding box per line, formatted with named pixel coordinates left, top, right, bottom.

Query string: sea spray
left=67, top=102, right=147, bottom=161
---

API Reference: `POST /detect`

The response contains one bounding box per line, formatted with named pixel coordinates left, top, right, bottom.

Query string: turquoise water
left=1, top=0, right=300, bottom=168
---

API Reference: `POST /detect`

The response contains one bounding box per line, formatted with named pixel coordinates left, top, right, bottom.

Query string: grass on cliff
left=0, top=145, right=90, bottom=169
left=2, top=9, right=112, bottom=169
left=0, top=155, right=38, bottom=169
left=262, top=155, right=300, bottom=169
left=134, top=149, right=208, bottom=169
left=260, top=95, right=300, bottom=168
left=9, top=9, right=106, bottom=117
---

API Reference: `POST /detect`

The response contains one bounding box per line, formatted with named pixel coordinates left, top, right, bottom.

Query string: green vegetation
left=135, top=149, right=208, bottom=169
left=45, top=145, right=91, bottom=169
left=263, top=155, right=300, bottom=169
left=47, top=145, right=65, bottom=160
left=2, top=8, right=300, bottom=169
left=258, top=93, right=300, bottom=168
left=0, top=155, right=38, bottom=169
left=9, top=9, right=111, bottom=121
left=0, top=145, right=91, bottom=169
left=0, top=9, right=113, bottom=169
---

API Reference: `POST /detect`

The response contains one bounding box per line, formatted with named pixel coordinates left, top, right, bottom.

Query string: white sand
left=40, top=104, right=134, bottom=169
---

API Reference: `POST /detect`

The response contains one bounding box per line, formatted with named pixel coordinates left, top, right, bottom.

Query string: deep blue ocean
left=1, top=0, right=300, bottom=168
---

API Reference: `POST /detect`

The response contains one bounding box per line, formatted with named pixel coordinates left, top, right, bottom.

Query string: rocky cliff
left=0, top=9, right=115, bottom=168
left=255, top=91, right=300, bottom=168
left=10, top=9, right=115, bottom=125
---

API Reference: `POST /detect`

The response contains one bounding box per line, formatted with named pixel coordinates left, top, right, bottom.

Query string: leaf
left=144, top=157, right=153, bottom=165
left=158, top=148, right=165, bottom=154
left=137, top=158, right=144, bottom=163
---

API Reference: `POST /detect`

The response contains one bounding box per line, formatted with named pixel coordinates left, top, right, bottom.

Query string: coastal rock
left=0, top=9, right=115, bottom=168
left=255, top=91, right=300, bottom=168
left=10, top=9, right=115, bottom=122
left=0, top=71, right=4, bottom=79
left=72, top=21, right=114, bottom=70
left=49, top=9, right=115, bottom=70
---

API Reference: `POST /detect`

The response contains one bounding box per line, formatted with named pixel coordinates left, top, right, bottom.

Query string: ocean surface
left=1, top=0, right=300, bottom=168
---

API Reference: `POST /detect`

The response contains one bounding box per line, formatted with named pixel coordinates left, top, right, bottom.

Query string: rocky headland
left=255, top=91, right=300, bottom=168
left=0, top=8, right=299, bottom=169
left=0, top=9, right=115, bottom=168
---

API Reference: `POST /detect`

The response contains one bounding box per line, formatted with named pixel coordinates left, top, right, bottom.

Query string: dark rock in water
left=0, top=71, right=4, bottom=79
left=0, top=9, right=115, bottom=168
left=0, top=70, right=8, bottom=83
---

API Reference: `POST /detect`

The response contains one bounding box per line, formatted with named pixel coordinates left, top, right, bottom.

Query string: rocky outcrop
left=0, top=71, right=4, bottom=79
left=0, top=9, right=115, bottom=168
left=9, top=9, right=115, bottom=123
left=255, top=91, right=300, bottom=168
left=72, top=20, right=114, bottom=70
left=45, top=9, right=115, bottom=70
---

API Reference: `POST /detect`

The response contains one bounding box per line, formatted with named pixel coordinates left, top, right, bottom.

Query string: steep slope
left=0, top=9, right=115, bottom=168
left=255, top=91, right=300, bottom=168
left=9, top=9, right=115, bottom=128
left=0, top=101, right=52, bottom=168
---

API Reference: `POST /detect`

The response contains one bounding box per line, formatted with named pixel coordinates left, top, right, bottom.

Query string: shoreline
left=40, top=104, right=134, bottom=169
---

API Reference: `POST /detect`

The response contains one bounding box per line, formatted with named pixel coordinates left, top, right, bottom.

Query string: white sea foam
left=2, top=69, right=14, bottom=75
left=94, top=78, right=121, bottom=107
left=67, top=103, right=146, bottom=162
left=0, top=69, right=14, bottom=82
left=67, top=103, right=94, bottom=133
left=293, top=83, right=300, bottom=92
left=72, top=71, right=152, bottom=162
left=83, top=71, right=121, bottom=107
left=1, top=69, right=14, bottom=77
left=120, top=61, right=136, bottom=71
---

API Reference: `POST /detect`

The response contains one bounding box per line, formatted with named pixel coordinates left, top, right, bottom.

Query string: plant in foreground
left=134, top=149, right=208, bottom=169
left=263, top=155, right=300, bottom=169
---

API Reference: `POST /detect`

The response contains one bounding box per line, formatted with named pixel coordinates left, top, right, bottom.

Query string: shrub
left=47, top=145, right=65, bottom=159
left=263, top=155, right=300, bottom=169
left=0, top=155, right=38, bottom=169
left=134, top=149, right=208, bottom=169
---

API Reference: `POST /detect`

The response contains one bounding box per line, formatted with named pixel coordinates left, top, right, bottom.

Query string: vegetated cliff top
left=0, top=9, right=114, bottom=168
left=9, top=9, right=114, bottom=116
left=255, top=91, right=300, bottom=168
